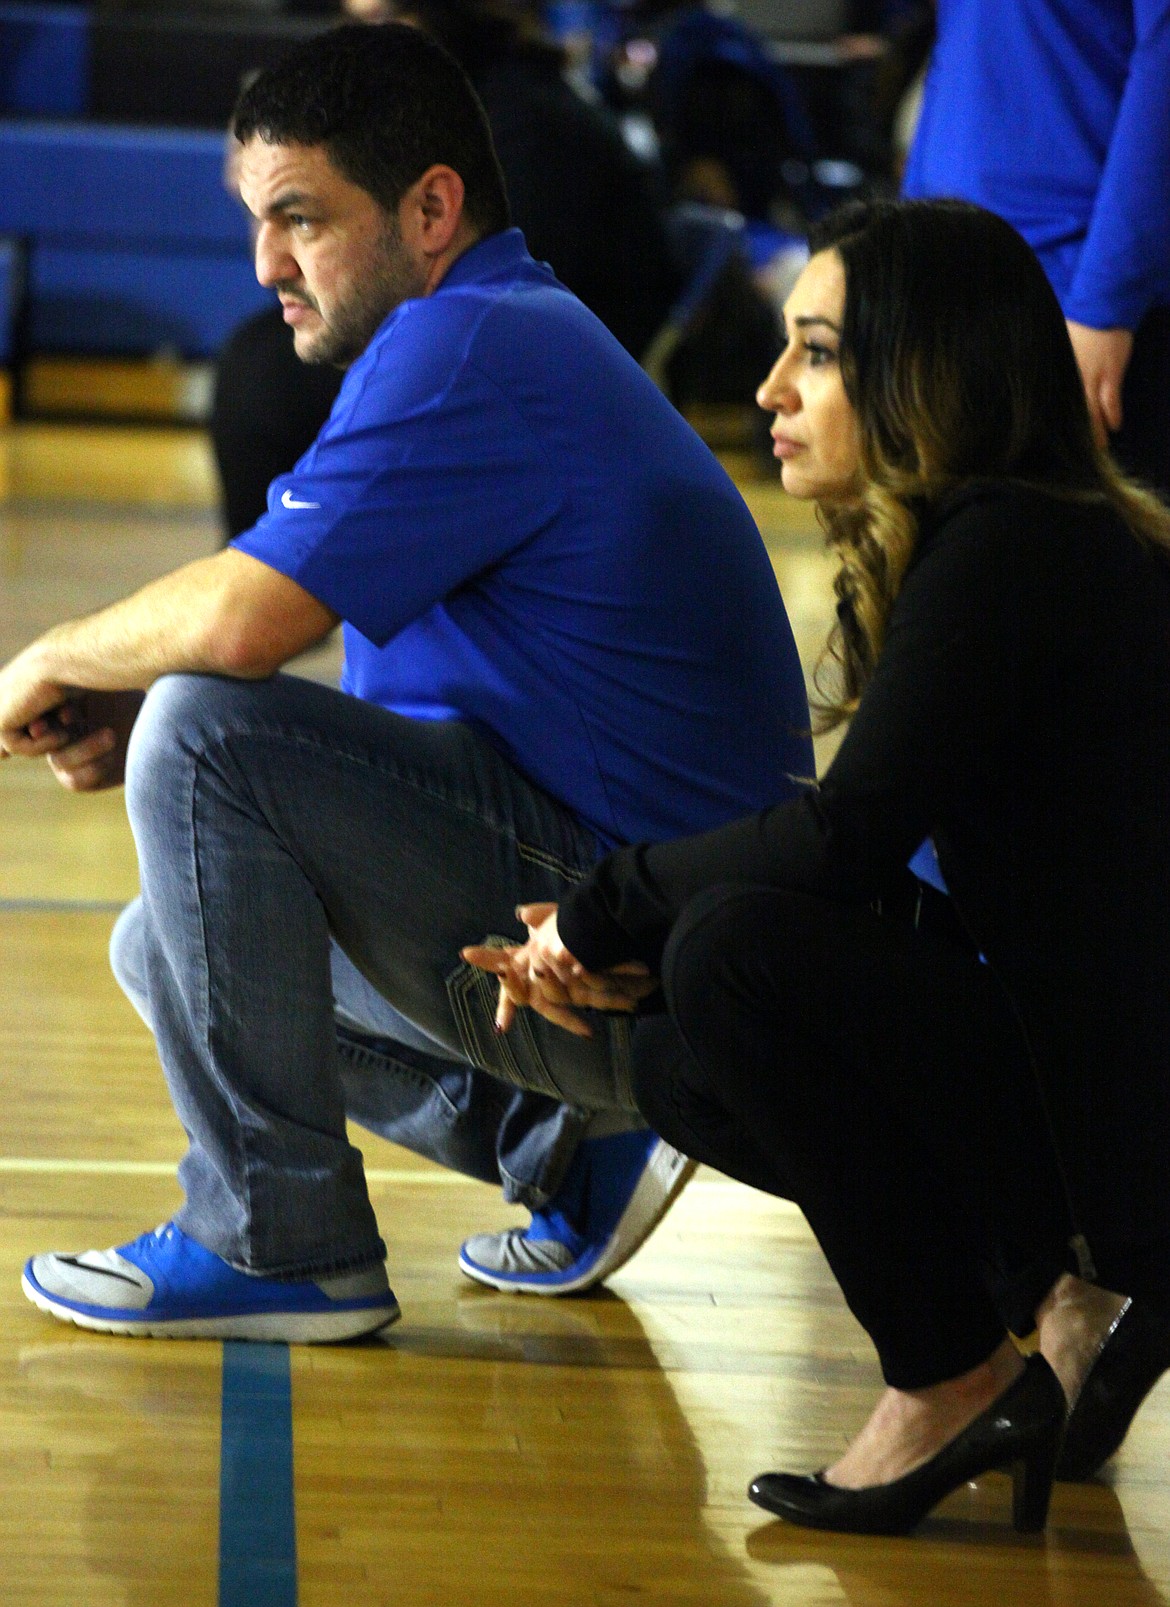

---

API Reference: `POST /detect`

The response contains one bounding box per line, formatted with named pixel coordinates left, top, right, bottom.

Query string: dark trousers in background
left=211, top=304, right=342, bottom=541
left=630, top=883, right=1073, bottom=1390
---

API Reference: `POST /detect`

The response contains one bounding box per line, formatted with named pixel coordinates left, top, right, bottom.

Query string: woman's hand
left=461, top=902, right=657, bottom=1038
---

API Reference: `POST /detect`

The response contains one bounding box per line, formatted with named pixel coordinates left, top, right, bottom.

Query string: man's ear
left=400, top=164, right=468, bottom=260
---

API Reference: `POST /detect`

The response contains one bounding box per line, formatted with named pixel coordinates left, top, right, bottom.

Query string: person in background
left=469, top=200, right=1170, bottom=1529
left=903, top=0, right=1170, bottom=496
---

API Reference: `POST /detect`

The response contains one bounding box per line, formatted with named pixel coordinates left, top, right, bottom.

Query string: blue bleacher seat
left=0, top=235, right=23, bottom=364
left=0, top=4, right=89, bottom=118
left=0, top=120, right=274, bottom=359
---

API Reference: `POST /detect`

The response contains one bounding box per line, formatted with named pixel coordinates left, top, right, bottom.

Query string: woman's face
left=757, top=249, right=862, bottom=503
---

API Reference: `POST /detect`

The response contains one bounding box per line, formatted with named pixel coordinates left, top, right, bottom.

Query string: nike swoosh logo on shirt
left=281, top=490, right=321, bottom=510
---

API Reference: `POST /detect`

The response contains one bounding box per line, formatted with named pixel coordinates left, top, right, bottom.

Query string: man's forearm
left=20, top=555, right=270, bottom=692
left=0, top=548, right=339, bottom=752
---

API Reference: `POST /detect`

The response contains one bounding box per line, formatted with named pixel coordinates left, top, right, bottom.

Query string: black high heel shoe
left=1056, top=1299, right=1170, bottom=1481
left=748, top=1353, right=1066, bottom=1537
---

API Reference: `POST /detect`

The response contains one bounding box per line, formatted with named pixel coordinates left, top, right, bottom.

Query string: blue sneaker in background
left=458, top=1129, right=695, bottom=1295
left=22, top=1221, right=399, bottom=1343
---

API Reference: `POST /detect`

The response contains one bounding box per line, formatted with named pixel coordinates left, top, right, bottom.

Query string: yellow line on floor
left=0, top=1157, right=479, bottom=1183
left=0, top=1157, right=744, bottom=1194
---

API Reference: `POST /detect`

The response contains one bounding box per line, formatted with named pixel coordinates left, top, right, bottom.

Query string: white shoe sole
left=21, top=1270, right=400, bottom=1343
left=460, top=1140, right=697, bottom=1295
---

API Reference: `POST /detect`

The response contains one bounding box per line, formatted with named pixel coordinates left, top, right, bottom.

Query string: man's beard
left=295, top=219, right=426, bottom=368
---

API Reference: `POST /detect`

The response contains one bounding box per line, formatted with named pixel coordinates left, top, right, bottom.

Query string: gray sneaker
left=458, top=1131, right=695, bottom=1295
left=459, top=1230, right=577, bottom=1281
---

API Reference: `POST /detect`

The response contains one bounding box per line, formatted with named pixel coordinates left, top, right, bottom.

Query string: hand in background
left=462, top=901, right=657, bottom=1038
left=1066, top=321, right=1134, bottom=449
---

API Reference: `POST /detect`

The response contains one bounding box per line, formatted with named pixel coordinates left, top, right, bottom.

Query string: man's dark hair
left=232, top=22, right=510, bottom=237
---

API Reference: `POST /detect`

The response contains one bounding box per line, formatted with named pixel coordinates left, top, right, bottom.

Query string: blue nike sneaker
left=458, top=1129, right=695, bottom=1294
left=22, top=1221, right=399, bottom=1342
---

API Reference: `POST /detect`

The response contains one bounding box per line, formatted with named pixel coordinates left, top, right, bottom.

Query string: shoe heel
left=1010, top=1429, right=1060, bottom=1533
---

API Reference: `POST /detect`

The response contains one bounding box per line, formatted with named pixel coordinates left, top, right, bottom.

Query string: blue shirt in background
left=234, top=229, right=812, bottom=850
left=904, top=0, right=1170, bottom=330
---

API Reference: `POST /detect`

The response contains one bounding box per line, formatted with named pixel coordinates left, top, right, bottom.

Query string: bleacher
left=0, top=2, right=331, bottom=420
left=0, top=1, right=866, bottom=423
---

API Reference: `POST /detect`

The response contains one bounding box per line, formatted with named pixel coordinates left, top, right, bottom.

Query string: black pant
left=211, top=304, right=343, bottom=541
left=631, top=884, right=1073, bottom=1389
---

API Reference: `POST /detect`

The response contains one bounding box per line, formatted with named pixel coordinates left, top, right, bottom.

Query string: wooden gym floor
left=0, top=422, right=1168, bottom=1606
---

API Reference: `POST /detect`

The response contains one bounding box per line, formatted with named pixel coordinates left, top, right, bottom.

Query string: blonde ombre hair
left=807, top=201, right=1170, bottom=730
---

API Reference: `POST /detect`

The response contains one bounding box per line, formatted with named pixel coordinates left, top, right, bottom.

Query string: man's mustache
left=275, top=285, right=320, bottom=313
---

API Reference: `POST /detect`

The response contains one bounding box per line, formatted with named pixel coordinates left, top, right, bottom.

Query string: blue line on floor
left=219, top=1342, right=298, bottom=1607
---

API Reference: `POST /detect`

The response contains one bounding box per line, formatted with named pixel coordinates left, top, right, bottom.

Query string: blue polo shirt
left=904, top=0, right=1170, bottom=330
left=234, top=229, right=811, bottom=849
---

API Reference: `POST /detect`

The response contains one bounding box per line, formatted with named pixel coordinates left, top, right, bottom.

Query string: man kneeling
left=1, top=23, right=810, bottom=1340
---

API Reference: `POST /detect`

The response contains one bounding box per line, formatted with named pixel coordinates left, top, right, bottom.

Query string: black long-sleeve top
left=559, top=482, right=1170, bottom=1261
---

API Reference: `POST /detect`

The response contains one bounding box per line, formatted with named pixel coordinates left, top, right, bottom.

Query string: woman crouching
left=465, top=198, right=1170, bottom=1535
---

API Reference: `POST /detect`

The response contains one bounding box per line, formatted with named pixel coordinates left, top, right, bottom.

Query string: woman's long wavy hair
left=808, top=199, right=1170, bottom=729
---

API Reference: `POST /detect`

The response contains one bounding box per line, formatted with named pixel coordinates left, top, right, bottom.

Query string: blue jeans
left=111, top=672, right=640, bottom=1278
